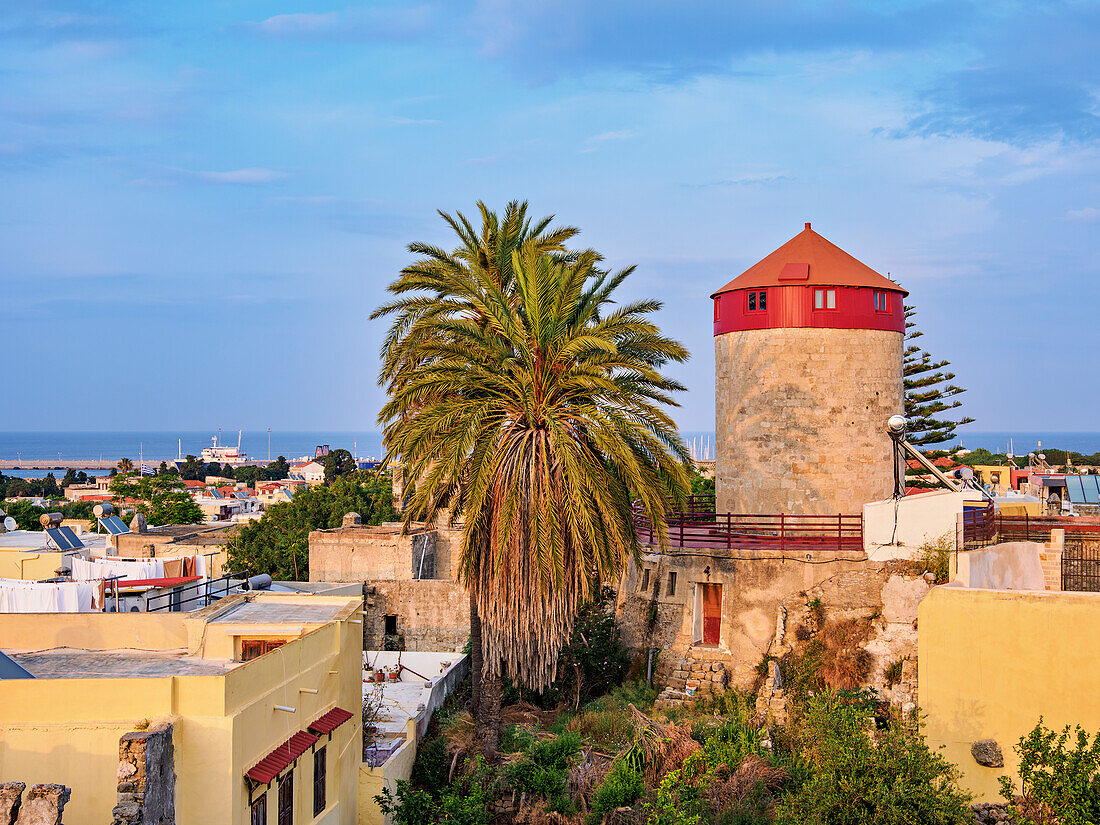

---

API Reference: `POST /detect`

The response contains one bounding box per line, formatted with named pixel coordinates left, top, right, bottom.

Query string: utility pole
left=267, top=428, right=271, bottom=462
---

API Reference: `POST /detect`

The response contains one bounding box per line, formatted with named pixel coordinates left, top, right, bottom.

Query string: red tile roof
left=182, top=480, right=206, bottom=488
left=246, top=731, right=319, bottom=785
left=308, top=707, right=354, bottom=736
left=712, top=223, right=907, bottom=297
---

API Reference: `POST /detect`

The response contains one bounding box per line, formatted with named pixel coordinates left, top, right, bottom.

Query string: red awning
left=114, top=576, right=201, bottom=589
left=246, top=731, right=319, bottom=784
left=308, top=706, right=354, bottom=736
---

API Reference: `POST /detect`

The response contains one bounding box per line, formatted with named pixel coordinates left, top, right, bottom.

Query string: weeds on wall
left=920, top=533, right=954, bottom=584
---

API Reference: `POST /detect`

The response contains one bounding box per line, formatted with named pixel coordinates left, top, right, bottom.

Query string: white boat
left=202, top=431, right=247, bottom=464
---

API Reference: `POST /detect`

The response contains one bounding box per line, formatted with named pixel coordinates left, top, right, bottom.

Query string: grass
left=920, top=533, right=954, bottom=584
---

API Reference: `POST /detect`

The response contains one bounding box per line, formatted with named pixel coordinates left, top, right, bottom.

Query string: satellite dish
left=959, top=467, right=975, bottom=481
left=887, top=415, right=908, bottom=435
left=3, top=517, right=15, bottom=531
left=1039, top=453, right=1046, bottom=461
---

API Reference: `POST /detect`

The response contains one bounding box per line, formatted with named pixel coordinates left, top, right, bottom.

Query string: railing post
left=780, top=513, right=785, bottom=553
left=837, top=514, right=842, bottom=551
left=726, top=513, right=731, bottom=551
left=679, top=515, right=684, bottom=548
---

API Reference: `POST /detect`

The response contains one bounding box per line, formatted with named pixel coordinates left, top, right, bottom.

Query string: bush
left=1000, top=718, right=1100, bottom=825
left=920, top=533, right=953, bottom=584
left=377, top=755, right=496, bottom=825
left=410, top=735, right=449, bottom=790
left=774, top=691, right=972, bottom=824
left=504, top=731, right=583, bottom=813
left=590, top=759, right=645, bottom=819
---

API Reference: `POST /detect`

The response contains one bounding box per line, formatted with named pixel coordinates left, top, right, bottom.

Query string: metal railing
left=145, top=571, right=245, bottom=612
left=961, top=503, right=997, bottom=548
left=633, top=499, right=862, bottom=553
left=994, top=514, right=1100, bottom=542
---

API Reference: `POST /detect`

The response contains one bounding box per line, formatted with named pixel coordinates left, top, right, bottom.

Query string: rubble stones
left=971, top=802, right=1013, bottom=824
left=14, top=784, right=70, bottom=825
left=0, top=783, right=26, bottom=825
left=971, top=739, right=1005, bottom=768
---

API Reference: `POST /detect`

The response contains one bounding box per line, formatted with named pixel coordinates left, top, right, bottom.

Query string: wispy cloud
left=588, top=129, right=636, bottom=143
left=683, top=173, right=792, bottom=188
left=385, top=116, right=441, bottom=126
left=245, top=5, right=437, bottom=42
left=269, top=195, right=423, bottom=236
left=1065, top=207, right=1100, bottom=222
left=132, top=167, right=288, bottom=186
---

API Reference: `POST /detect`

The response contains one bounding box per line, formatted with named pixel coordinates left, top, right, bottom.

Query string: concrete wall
left=359, top=738, right=415, bottom=825
left=950, top=542, right=1046, bottom=590
left=863, top=490, right=964, bottom=551
left=0, top=549, right=74, bottom=581
left=715, top=326, right=902, bottom=515
left=920, top=587, right=1100, bottom=801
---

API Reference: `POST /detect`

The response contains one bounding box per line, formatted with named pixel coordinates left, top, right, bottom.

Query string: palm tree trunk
left=477, top=668, right=503, bottom=754
left=469, top=587, right=482, bottom=720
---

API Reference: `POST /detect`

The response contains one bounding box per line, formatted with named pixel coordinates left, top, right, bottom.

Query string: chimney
left=342, top=512, right=362, bottom=529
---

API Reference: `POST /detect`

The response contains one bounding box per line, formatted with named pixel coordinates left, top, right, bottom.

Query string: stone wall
left=0, top=782, right=72, bottom=825
left=309, top=525, right=439, bottom=582
left=714, top=326, right=903, bottom=515
left=363, top=580, right=468, bottom=651
left=616, top=547, right=869, bottom=693
left=111, top=722, right=175, bottom=825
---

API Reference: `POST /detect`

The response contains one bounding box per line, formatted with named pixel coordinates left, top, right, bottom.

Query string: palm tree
left=374, top=204, right=691, bottom=748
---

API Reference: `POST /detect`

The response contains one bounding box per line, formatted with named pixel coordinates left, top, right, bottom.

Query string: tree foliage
left=1001, top=718, right=1100, bottom=825
left=109, top=472, right=204, bottom=526
left=904, top=304, right=975, bottom=446
left=324, top=448, right=358, bottom=484
left=225, top=473, right=396, bottom=580
left=0, top=498, right=96, bottom=530
left=374, top=201, right=691, bottom=699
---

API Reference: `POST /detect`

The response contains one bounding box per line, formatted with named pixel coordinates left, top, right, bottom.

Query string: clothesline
left=0, top=578, right=99, bottom=613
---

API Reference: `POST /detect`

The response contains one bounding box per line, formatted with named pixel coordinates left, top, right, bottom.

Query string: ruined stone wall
left=616, top=547, right=868, bottom=692
left=111, top=722, right=174, bottom=825
left=0, top=782, right=72, bottom=825
left=363, top=580, right=468, bottom=651
left=714, top=326, right=903, bottom=515
left=309, top=527, right=437, bottom=582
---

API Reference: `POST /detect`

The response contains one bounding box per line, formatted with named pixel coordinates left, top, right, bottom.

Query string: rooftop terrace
left=7, top=648, right=235, bottom=678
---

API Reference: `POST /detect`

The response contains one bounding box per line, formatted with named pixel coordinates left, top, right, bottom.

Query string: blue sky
left=2, top=1, right=1098, bottom=434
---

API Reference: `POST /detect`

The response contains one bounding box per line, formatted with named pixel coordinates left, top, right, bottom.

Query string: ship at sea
left=201, top=431, right=247, bottom=465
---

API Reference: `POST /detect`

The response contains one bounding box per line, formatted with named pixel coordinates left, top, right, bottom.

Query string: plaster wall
left=715, top=327, right=902, bottom=515
left=950, top=542, right=1046, bottom=591
left=309, top=526, right=440, bottom=582
left=0, top=549, right=74, bottom=581
left=364, top=580, right=468, bottom=651
left=359, top=738, right=415, bottom=825
left=863, top=491, right=964, bottom=550
left=920, top=587, right=1100, bottom=801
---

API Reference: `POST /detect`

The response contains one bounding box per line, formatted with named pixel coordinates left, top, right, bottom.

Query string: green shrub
left=590, top=759, right=644, bottom=820
left=774, top=691, right=972, bottom=824
left=1000, top=718, right=1100, bottom=825
left=919, top=533, right=953, bottom=584
left=378, top=755, right=496, bottom=825
left=504, top=731, right=583, bottom=813
left=410, top=735, right=449, bottom=790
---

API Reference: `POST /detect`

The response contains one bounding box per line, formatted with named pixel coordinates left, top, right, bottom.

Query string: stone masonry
left=111, top=722, right=175, bottom=825
left=715, top=326, right=903, bottom=516
left=0, top=782, right=72, bottom=825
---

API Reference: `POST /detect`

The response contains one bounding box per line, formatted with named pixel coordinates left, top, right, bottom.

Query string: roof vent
left=804, top=222, right=811, bottom=230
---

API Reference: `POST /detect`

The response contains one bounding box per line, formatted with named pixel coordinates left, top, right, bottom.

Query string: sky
left=2, top=0, right=1098, bottom=434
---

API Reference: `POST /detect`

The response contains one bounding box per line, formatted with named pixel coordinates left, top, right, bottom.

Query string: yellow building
left=919, top=586, right=1100, bottom=800
left=0, top=592, right=363, bottom=825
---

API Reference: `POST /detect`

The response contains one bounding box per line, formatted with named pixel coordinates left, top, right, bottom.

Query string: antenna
left=3, top=517, right=15, bottom=532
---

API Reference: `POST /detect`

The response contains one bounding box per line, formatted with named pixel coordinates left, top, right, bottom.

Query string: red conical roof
left=711, top=223, right=907, bottom=298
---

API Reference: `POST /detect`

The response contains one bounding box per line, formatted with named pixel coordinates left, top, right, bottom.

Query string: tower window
left=873, top=291, right=890, bottom=312
left=641, top=568, right=650, bottom=592
left=384, top=615, right=398, bottom=636
left=667, top=571, right=677, bottom=596
left=814, top=288, right=836, bottom=310
left=714, top=298, right=720, bottom=321
left=746, top=290, right=767, bottom=312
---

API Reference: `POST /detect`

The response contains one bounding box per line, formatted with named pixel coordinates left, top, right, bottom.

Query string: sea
left=1, top=430, right=1097, bottom=479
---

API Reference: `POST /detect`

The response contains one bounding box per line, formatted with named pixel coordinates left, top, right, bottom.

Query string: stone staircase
left=654, top=647, right=731, bottom=708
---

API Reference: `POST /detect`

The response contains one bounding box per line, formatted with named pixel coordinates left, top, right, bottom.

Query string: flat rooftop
left=210, top=600, right=346, bottom=624
left=6, top=648, right=234, bottom=679
left=0, top=531, right=107, bottom=551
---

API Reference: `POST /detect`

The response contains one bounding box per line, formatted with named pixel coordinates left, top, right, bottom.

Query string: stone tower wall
left=715, top=326, right=902, bottom=515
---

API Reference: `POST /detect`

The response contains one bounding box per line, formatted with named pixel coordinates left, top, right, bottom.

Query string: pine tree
left=903, top=304, right=974, bottom=446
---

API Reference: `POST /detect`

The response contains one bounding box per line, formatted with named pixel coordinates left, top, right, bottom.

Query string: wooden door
left=701, top=583, right=722, bottom=644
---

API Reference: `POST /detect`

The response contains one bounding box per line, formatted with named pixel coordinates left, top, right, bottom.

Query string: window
left=241, top=639, right=286, bottom=662
left=251, top=793, right=267, bottom=825
left=813, top=288, right=836, bottom=310
left=713, top=298, right=720, bottom=321
left=383, top=615, right=398, bottom=636
left=641, top=568, right=650, bottom=592
left=873, top=291, right=890, bottom=312
left=313, top=746, right=326, bottom=816
left=277, top=773, right=293, bottom=825
left=667, top=571, right=677, bottom=596
left=746, top=290, right=767, bottom=312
